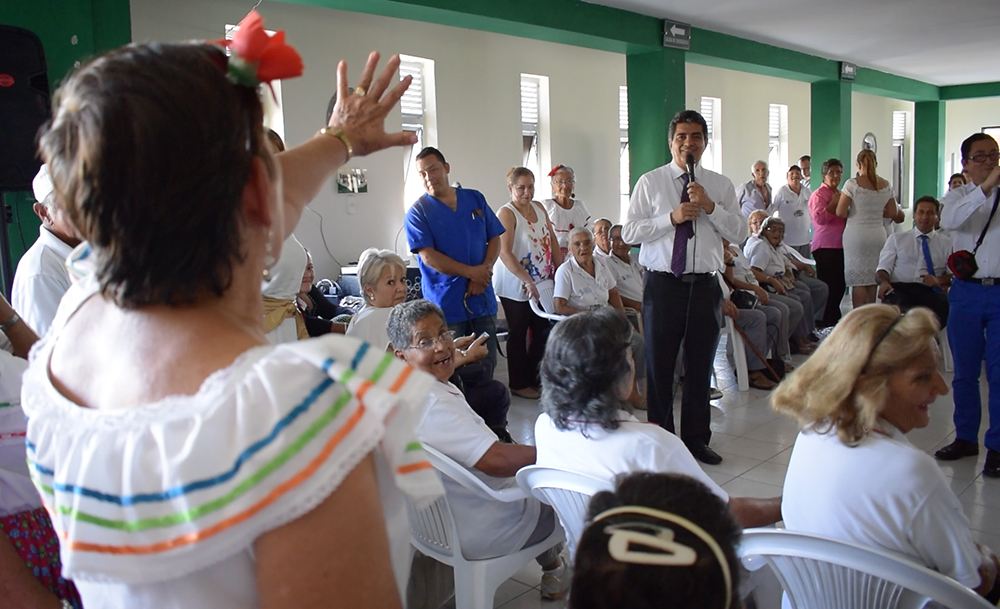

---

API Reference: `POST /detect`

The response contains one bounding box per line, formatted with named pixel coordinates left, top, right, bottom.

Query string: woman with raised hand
left=23, top=12, right=441, bottom=609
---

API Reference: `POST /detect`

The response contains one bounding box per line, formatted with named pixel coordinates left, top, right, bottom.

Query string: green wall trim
left=271, top=0, right=661, bottom=54
left=687, top=29, right=836, bottom=83
left=810, top=80, right=852, bottom=191
left=914, top=102, right=946, bottom=200
left=626, top=49, right=686, bottom=185
left=852, top=69, right=939, bottom=102
left=940, top=82, right=1000, bottom=101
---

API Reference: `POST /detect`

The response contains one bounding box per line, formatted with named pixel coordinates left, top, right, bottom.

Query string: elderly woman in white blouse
left=774, top=305, right=1000, bottom=602
left=553, top=226, right=644, bottom=404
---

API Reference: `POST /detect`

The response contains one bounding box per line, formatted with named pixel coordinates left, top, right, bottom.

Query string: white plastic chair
left=738, top=528, right=994, bottom=609
left=718, top=275, right=750, bottom=392
left=528, top=279, right=568, bottom=323
left=405, top=445, right=565, bottom=609
left=515, top=465, right=614, bottom=559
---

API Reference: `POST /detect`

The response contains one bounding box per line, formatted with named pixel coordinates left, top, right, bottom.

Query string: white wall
left=850, top=92, right=914, bottom=210
left=945, top=97, right=1000, bottom=181
left=686, top=64, right=811, bottom=187
left=130, top=0, right=625, bottom=280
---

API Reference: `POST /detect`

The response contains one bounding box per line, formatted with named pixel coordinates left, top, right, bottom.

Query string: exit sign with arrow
left=662, top=20, right=691, bottom=50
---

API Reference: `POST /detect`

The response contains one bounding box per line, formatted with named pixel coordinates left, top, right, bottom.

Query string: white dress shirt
left=941, top=181, right=1000, bottom=278
left=771, top=184, right=813, bottom=247
left=876, top=228, right=954, bottom=284
left=12, top=226, right=73, bottom=337
left=623, top=162, right=747, bottom=274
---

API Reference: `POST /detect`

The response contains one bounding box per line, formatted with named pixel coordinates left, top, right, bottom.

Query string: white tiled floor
left=437, top=314, right=1000, bottom=609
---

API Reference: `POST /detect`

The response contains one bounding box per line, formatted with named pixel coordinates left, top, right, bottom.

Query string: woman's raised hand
left=329, top=52, right=418, bottom=157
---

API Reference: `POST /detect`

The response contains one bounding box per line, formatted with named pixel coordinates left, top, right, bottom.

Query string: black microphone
left=685, top=153, right=696, bottom=183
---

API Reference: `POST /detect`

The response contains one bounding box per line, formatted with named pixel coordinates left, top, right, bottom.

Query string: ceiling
left=583, top=0, right=1000, bottom=86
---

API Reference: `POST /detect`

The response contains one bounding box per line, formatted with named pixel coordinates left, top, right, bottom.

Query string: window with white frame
left=619, top=86, right=630, bottom=218
left=700, top=97, right=721, bottom=172
left=892, top=110, right=907, bottom=206
left=768, top=103, right=788, bottom=189
left=225, top=24, right=284, bottom=140
left=400, top=55, right=434, bottom=209
left=521, top=74, right=543, bottom=180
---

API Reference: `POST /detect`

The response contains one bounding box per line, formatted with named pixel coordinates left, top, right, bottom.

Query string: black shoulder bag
left=948, top=189, right=1000, bottom=281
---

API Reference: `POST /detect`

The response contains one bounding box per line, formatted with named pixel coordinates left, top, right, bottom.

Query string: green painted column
left=810, top=80, right=852, bottom=190
left=914, top=101, right=945, bottom=199
left=626, top=48, right=686, bottom=188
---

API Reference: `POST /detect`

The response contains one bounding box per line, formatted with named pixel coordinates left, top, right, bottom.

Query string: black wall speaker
left=0, top=25, right=51, bottom=192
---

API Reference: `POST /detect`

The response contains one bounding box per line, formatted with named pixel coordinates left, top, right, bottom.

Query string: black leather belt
left=962, top=277, right=1000, bottom=286
left=650, top=270, right=717, bottom=283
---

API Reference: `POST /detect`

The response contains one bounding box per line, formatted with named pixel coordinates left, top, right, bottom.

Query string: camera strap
left=972, top=188, right=1000, bottom=256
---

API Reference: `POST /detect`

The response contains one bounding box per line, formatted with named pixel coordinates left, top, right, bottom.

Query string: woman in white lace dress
left=23, top=15, right=442, bottom=609
left=837, top=150, right=904, bottom=308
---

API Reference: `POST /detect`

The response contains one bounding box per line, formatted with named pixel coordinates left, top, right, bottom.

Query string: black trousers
left=642, top=271, right=721, bottom=446
left=499, top=297, right=551, bottom=390
left=883, top=282, right=949, bottom=328
left=813, top=248, right=846, bottom=326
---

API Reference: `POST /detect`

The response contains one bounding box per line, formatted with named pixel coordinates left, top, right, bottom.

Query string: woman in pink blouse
left=809, top=158, right=846, bottom=327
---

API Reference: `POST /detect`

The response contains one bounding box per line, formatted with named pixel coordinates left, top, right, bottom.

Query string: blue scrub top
left=405, top=188, right=505, bottom=324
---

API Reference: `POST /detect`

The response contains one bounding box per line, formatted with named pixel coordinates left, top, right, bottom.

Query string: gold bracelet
left=318, top=127, right=353, bottom=161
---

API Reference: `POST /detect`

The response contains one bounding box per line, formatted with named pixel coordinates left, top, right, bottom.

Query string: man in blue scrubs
left=405, top=147, right=505, bottom=382
left=937, top=132, right=1000, bottom=478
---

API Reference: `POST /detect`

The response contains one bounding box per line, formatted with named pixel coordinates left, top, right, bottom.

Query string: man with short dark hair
left=936, top=132, right=1000, bottom=478
left=876, top=196, right=952, bottom=327
left=405, top=147, right=504, bottom=379
left=622, top=110, right=747, bottom=465
left=799, top=155, right=811, bottom=181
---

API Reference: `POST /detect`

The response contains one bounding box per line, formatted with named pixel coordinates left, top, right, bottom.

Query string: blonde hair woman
left=345, top=248, right=409, bottom=350
left=773, top=305, right=1000, bottom=601
left=836, top=150, right=904, bottom=307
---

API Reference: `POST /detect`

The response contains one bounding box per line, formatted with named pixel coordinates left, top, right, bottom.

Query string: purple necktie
left=671, top=173, right=692, bottom=276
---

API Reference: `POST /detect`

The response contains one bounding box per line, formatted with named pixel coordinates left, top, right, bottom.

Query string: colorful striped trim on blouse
left=28, top=343, right=433, bottom=557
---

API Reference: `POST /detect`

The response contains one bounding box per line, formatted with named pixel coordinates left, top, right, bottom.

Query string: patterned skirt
left=1, top=507, right=82, bottom=608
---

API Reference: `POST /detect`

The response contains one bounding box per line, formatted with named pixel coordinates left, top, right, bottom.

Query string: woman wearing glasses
left=542, top=164, right=592, bottom=257
left=494, top=167, right=562, bottom=399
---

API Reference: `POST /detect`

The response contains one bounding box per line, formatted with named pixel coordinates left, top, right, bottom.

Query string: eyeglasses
left=407, top=330, right=456, bottom=351
left=967, top=151, right=1000, bottom=164
left=552, top=179, right=575, bottom=185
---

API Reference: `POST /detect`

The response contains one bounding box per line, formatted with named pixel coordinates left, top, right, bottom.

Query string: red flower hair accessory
left=215, top=11, right=303, bottom=90
left=548, top=164, right=565, bottom=178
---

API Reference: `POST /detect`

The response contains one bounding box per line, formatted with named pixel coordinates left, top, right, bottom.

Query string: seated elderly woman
left=773, top=305, right=1000, bottom=602
left=535, top=308, right=782, bottom=552
left=388, top=300, right=569, bottom=601
left=347, top=248, right=507, bottom=438
left=553, top=226, right=645, bottom=403
left=745, top=216, right=817, bottom=355
left=748, top=211, right=828, bottom=327
left=296, top=249, right=353, bottom=336
left=570, top=472, right=742, bottom=609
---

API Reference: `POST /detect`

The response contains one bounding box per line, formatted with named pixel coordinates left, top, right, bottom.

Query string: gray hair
left=386, top=299, right=445, bottom=351
left=593, top=218, right=612, bottom=230
left=551, top=165, right=575, bottom=180
left=357, top=248, right=406, bottom=303
left=540, top=308, right=634, bottom=434
left=751, top=160, right=768, bottom=173
left=568, top=225, right=594, bottom=244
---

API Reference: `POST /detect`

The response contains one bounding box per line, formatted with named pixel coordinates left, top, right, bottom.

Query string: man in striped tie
left=876, top=195, right=953, bottom=327
left=622, top=110, right=747, bottom=465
